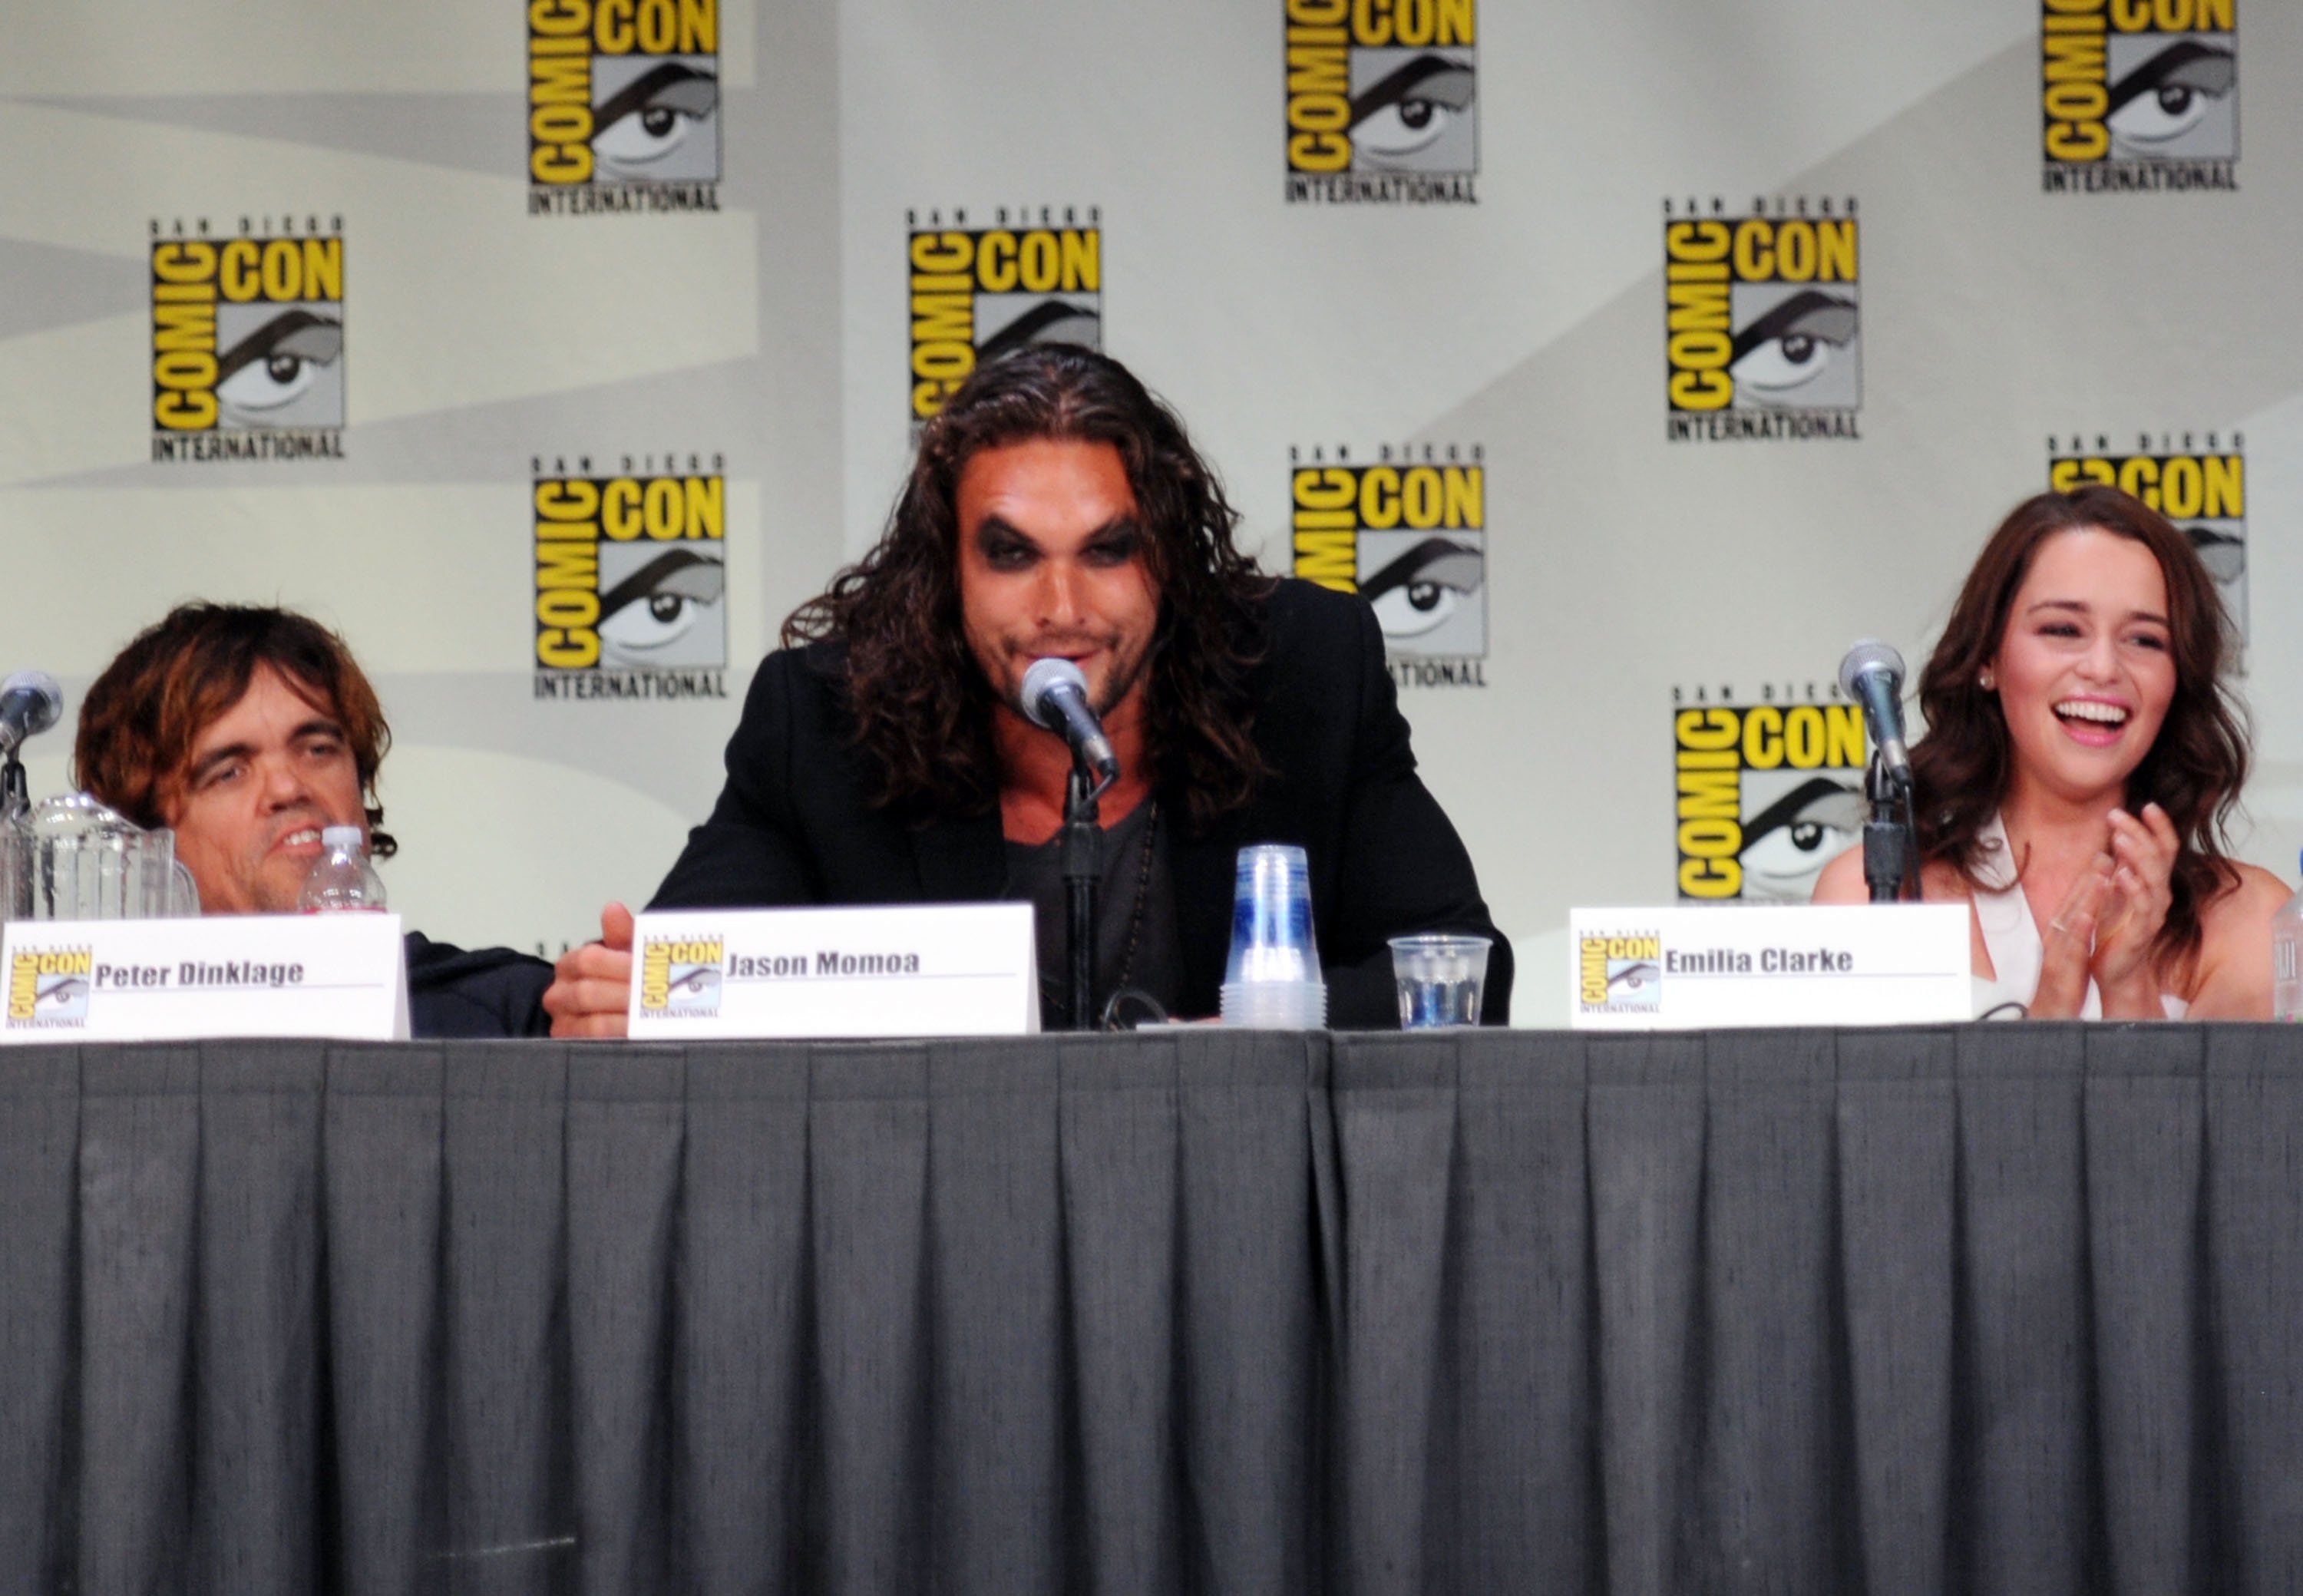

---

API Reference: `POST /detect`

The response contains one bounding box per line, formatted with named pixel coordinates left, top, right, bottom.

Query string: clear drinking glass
left=1388, top=933, right=1492, bottom=1029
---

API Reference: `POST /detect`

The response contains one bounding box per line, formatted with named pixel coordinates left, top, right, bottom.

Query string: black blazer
left=405, top=932, right=553, bottom=1039
left=652, top=579, right=1513, bottom=1025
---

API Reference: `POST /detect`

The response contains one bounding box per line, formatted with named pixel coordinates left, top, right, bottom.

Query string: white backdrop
left=2, top=0, right=2292, bottom=1023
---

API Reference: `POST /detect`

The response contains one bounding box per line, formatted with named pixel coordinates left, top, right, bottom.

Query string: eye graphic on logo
left=1607, top=961, right=1657, bottom=992
left=668, top=965, right=720, bottom=1000
left=2183, top=524, right=2245, bottom=584
left=2106, top=40, right=2234, bottom=151
left=598, top=547, right=725, bottom=659
left=37, top=976, right=86, bottom=1009
left=1729, top=290, right=1859, bottom=402
left=1360, top=537, right=1484, bottom=639
left=1350, top=55, right=1476, bottom=163
left=976, top=299, right=1102, bottom=366
left=592, top=61, right=719, bottom=170
left=214, top=309, right=342, bottom=415
left=1739, top=775, right=1865, bottom=900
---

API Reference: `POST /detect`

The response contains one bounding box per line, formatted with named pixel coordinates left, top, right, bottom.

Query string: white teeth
left=2055, top=700, right=2128, bottom=725
left=283, top=828, right=320, bottom=846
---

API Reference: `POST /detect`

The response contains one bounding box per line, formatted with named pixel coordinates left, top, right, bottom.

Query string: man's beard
left=1090, top=639, right=1155, bottom=719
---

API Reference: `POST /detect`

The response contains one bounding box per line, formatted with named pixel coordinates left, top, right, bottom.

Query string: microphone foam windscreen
left=1018, top=656, right=1088, bottom=731
left=1838, top=639, right=1905, bottom=698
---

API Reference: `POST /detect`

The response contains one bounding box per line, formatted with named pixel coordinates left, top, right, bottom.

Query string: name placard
left=0, top=914, right=410, bottom=1043
left=1569, top=904, right=1971, bottom=1029
left=626, top=903, right=1039, bottom=1039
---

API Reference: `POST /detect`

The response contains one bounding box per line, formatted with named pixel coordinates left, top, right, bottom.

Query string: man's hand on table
left=545, top=901, right=635, bottom=1039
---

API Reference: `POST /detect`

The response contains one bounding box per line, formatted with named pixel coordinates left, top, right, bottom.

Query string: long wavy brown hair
left=1911, top=485, right=2247, bottom=967
left=785, top=344, right=1274, bottom=830
left=74, top=603, right=398, bottom=857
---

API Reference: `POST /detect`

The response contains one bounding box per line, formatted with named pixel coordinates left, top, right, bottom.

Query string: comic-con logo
left=1578, top=932, right=1662, bottom=1013
left=533, top=454, right=730, bottom=701
left=150, top=218, right=344, bottom=462
left=1283, top=0, right=1477, bottom=204
left=528, top=0, right=721, bottom=214
left=1290, top=445, right=1486, bottom=687
left=908, top=208, right=1101, bottom=424
left=1674, top=690, right=1869, bottom=901
left=2042, top=0, right=2235, bottom=192
left=639, top=936, right=724, bottom=1016
left=2050, top=433, right=2245, bottom=640
left=1664, top=199, right=1860, bottom=443
left=7, top=948, right=92, bottom=1029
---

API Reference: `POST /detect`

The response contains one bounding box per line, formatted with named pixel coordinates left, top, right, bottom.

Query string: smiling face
left=1987, top=527, right=2178, bottom=808
left=160, top=665, right=368, bottom=914
left=955, top=437, right=1161, bottom=724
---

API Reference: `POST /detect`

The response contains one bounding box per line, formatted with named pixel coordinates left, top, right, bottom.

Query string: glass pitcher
left=0, top=792, right=201, bottom=921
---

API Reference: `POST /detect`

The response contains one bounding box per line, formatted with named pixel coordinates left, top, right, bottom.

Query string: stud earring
left=1979, top=669, right=1996, bottom=690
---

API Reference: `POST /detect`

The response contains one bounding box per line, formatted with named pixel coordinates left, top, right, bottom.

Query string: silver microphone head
left=1838, top=639, right=1905, bottom=698
left=1019, top=656, right=1089, bottom=731
left=0, top=669, right=62, bottom=752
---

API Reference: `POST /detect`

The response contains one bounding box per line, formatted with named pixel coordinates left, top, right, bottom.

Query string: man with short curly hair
left=78, top=603, right=553, bottom=1038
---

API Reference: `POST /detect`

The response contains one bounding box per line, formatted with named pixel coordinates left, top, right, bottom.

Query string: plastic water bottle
left=299, top=825, right=387, bottom=913
left=2275, top=850, right=2303, bottom=1021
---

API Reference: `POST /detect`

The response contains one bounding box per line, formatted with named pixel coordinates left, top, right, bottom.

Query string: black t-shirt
left=1001, top=798, right=1183, bottom=1029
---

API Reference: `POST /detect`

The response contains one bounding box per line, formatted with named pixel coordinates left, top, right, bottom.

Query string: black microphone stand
left=1862, top=752, right=1915, bottom=904
left=1060, top=754, right=1114, bottom=1031
left=1, top=748, right=25, bottom=819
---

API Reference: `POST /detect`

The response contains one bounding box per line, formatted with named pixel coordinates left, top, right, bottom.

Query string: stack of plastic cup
left=1219, top=843, right=1327, bottom=1029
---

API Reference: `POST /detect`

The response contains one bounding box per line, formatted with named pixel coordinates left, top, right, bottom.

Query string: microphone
left=1019, top=657, right=1119, bottom=785
left=1838, top=641, right=1911, bottom=790
left=0, top=670, right=61, bottom=758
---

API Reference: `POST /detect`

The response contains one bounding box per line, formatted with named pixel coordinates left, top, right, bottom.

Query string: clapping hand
left=2092, top=803, right=2178, bottom=1015
left=2032, top=854, right=2112, bottom=1019
left=2029, top=804, right=2178, bottom=1019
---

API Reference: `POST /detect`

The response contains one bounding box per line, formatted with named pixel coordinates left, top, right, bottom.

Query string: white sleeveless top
left=1969, top=815, right=2187, bottom=1020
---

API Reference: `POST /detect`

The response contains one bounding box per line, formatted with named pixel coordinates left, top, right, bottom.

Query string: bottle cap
left=321, top=825, right=365, bottom=851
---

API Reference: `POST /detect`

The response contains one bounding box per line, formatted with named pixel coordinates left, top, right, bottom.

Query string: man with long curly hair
left=76, top=603, right=554, bottom=1037
left=545, top=345, right=1510, bottom=1033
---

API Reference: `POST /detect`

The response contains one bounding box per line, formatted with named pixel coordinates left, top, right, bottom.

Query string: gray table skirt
left=3, top=1026, right=2297, bottom=1594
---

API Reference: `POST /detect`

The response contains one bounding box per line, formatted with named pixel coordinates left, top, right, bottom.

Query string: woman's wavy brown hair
left=1911, top=485, right=2247, bottom=967
left=74, top=603, right=398, bottom=857
left=785, top=344, right=1274, bottom=831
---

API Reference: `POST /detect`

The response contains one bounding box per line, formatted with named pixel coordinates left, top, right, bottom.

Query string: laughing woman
left=1812, top=486, right=2288, bottom=1019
